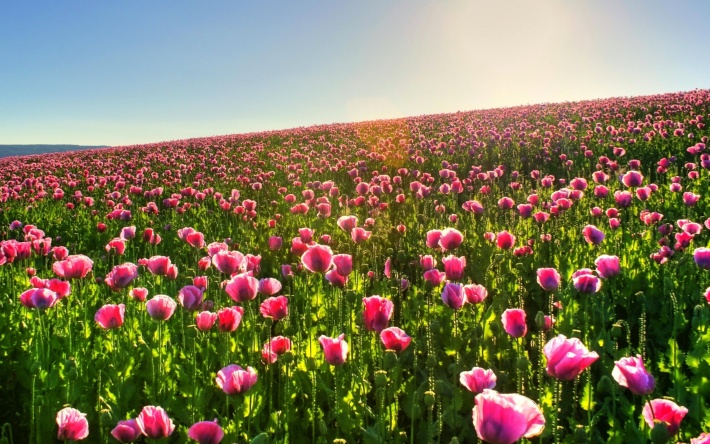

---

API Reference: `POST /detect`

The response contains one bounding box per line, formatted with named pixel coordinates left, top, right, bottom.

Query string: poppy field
left=2, top=90, right=710, bottom=443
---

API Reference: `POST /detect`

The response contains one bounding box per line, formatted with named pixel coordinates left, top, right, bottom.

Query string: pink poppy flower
left=260, top=296, right=289, bottom=320
left=20, top=288, right=58, bottom=310
left=441, top=282, right=466, bottom=310
left=612, top=355, right=655, bottom=395
left=53, top=254, right=93, bottom=279
left=195, top=311, right=218, bottom=331
left=572, top=269, right=602, bottom=293
left=442, top=255, right=466, bottom=281
left=268, top=236, right=283, bottom=251
left=423, top=269, right=446, bottom=287
left=380, top=327, right=411, bottom=352
left=496, top=231, right=516, bottom=250
left=146, top=295, right=177, bottom=321
left=104, top=263, right=139, bottom=292
left=224, top=273, right=259, bottom=302
left=536, top=268, right=561, bottom=291
left=694, top=247, right=710, bottom=269
left=419, top=255, right=437, bottom=271
left=216, top=364, right=258, bottom=395
left=319, top=333, right=348, bottom=365
left=622, top=170, right=644, bottom=187
left=136, top=405, right=175, bottom=439
left=56, top=407, right=89, bottom=441
left=426, top=230, right=442, bottom=249
left=362, top=296, right=394, bottom=332
left=258, top=278, right=282, bottom=296
left=337, top=215, right=358, bottom=233
left=261, top=336, right=292, bottom=364
left=325, top=269, right=348, bottom=287
left=139, top=256, right=175, bottom=276
left=95, top=304, right=125, bottom=329
left=460, top=367, right=497, bottom=393
left=642, top=399, right=688, bottom=436
left=472, top=390, right=545, bottom=444
left=130, top=287, right=148, bottom=302
left=351, top=227, right=372, bottom=243
left=543, top=334, right=598, bottom=380
left=301, top=244, right=333, bottom=273
left=502, top=309, right=527, bottom=338
left=211, top=250, right=245, bottom=275
left=582, top=225, right=605, bottom=245
left=439, top=227, right=463, bottom=250
left=332, top=254, right=353, bottom=276
left=188, top=420, right=224, bottom=444
left=111, top=419, right=141, bottom=443
left=217, top=306, right=244, bottom=332
left=462, top=284, right=488, bottom=304
left=178, top=285, right=204, bottom=311
left=594, top=255, right=620, bottom=278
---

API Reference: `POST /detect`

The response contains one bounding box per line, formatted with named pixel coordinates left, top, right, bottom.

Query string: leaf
left=579, top=380, right=596, bottom=411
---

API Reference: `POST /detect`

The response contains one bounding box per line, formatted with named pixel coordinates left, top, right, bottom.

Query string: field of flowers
left=1, top=90, right=710, bottom=443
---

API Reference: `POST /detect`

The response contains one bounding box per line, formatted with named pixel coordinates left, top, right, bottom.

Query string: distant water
left=0, top=145, right=110, bottom=159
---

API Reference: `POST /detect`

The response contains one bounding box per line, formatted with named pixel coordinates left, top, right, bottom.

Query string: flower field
left=1, top=90, right=710, bottom=443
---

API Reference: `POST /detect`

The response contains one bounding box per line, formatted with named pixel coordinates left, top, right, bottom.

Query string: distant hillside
left=0, top=145, right=110, bottom=158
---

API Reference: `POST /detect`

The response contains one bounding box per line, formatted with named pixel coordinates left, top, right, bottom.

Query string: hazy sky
left=2, top=1, right=709, bottom=146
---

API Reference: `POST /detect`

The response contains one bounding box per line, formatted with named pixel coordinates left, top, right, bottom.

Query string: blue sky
left=1, top=1, right=709, bottom=146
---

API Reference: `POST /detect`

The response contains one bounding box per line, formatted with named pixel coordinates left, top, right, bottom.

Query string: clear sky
left=1, top=0, right=709, bottom=147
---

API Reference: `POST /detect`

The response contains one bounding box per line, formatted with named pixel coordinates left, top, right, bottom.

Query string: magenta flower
left=332, top=254, right=353, bottom=276
left=188, top=420, right=224, bottom=444
left=426, top=229, right=442, bottom=249
left=268, top=236, right=283, bottom=251
left=612, top=355, right=655, bottom=395
left=572, top=269, right=602, bottom=293
left=594, top=255, right=620, bottom=278
left=642, top=399, right=688, bottom=436
left=258, top=278, right=282, bottom=296
left=380, top=327, right=411, bottom=352
left=111, top=419, right=141, bottom=443
left=543, top=334, right=598, bottom=380
left=351, top=227, right=372, bottom=244
left=53, top=254, right=93, bottom=279
left=95, top=304, right=125, bottom=329
left=146, top=295, right=177, bottom=321
left=536, top=268, right=561, bottom=291
left=130, top=287, right=148, bottom=302
left=622, top=170, right=644, bottom=187
left=460, top=367, right=497, bottom=394
left=472, top=390, right=545, bottom=444
left=260, top=296, right=289, bottom=320
left=301, top=244, right=333, bottom=273
left=442, top=255, right=466, bottom=281
left=261, top=336, right=292, bottom=364
left=501, top=309, right=527, bottom=338
left=496, top=231, right=516, bottom=250
left=325, top=269, right=348, bottom=287
left=439, top=227, right=464, bottom=250
left=337, top=215, right=358, bottom=233
left=319, top=333, right=348, bottom=365
left=419, top=255, right=437, bottom=271
left=195, top=311, right=218, bottom=331
left=362, top=295, right=394, bottom=332
left=423, top=269, right=446, bottom=287
left=224, top=273, right=259, bottom=302
left=139, top=255, right=177, bottom=277
left=175, top=284, right=203, bottom=310
left=20, top=288, right=58, bottom=310
left=120, top=226, right=136, bottom=241
left=694, top=247, right=710, bottom=269
left=217, top=306, right=244, bottom=332
left=683, top=191, right=700, bottom=206
left=216, top=364, right=258, bottom=395
left=136, top=405, right=175, bottom=439
left=211, top=250, right=245, bottom=275
left=441, top=282, right=466, bottom=310
left=463, top=284, right=488, bottom=304
left=582, top=225, right=605, bottom=245
left=104, top=262, right=139, bottom=292
left=56, top=407, right=89, bottom=441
